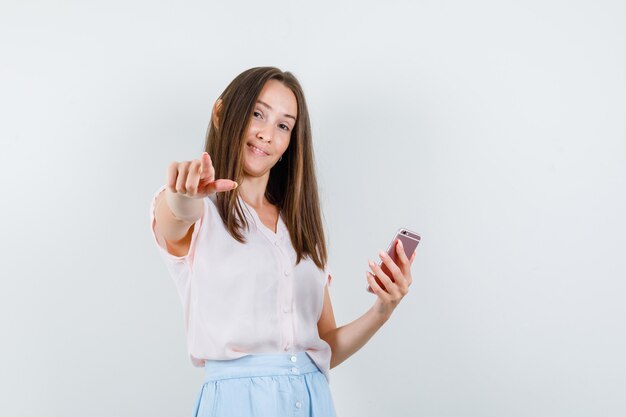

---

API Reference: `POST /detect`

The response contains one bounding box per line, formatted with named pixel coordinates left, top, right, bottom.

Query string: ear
left=211, top=98, right=223, bottom=130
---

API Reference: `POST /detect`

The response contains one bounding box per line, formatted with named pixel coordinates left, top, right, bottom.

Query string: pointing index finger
left=199, top=152, right=211, bottom=177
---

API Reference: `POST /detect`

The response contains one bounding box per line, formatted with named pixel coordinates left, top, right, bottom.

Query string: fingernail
left=368, top=260, right=375, bottom=267
left=378, top=250, right=386, bottom=258
left=397, top=240, right=403, bottom=247
left=233, top=181, right=238, bottom=189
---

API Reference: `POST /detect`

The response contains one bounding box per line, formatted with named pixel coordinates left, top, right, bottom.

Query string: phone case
left=369, top=228, right=421, bottom=293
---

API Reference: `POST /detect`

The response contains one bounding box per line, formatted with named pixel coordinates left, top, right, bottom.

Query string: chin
left=242, top=161, right=272, bottom=178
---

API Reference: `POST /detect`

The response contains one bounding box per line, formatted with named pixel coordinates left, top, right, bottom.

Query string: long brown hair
left=204, top=67, right=327, bottom=269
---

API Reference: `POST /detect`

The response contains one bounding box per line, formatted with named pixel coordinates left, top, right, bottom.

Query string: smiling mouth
left=247, top=143, right=269, bottom=156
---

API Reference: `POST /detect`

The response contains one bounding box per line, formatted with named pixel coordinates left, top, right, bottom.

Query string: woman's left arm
left=318, top=240, right=416, bottom=369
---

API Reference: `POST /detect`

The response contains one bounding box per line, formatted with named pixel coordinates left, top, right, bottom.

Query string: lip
left=247, top=143, right=269, bottom=156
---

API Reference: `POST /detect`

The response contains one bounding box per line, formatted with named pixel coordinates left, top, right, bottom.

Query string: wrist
left=371, top=300, right=394, bottom=324
left=164, top=189, right=203, bottom=223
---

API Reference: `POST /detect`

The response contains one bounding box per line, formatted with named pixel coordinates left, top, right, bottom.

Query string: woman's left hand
left=366, top=239, right=416, bottom=319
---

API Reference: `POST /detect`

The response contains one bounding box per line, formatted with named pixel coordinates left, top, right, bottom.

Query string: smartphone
left=368, top=228, right=421, bottom=293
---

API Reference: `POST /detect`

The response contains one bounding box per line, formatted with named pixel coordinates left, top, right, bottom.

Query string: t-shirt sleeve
left=149, top=185, right=205, bottom=276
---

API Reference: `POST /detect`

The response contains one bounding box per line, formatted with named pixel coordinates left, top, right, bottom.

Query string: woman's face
left=242, top=79, right=297, bottom=179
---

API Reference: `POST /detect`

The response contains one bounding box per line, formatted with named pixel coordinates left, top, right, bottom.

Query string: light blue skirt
left=192, top=351, right=337, bottom=417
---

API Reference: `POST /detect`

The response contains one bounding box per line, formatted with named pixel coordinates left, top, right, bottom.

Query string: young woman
left=149, top=67, right=416, bottom=416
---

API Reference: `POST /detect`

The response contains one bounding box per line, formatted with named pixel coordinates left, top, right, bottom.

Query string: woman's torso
left=149, top=185, right=332, bottom=381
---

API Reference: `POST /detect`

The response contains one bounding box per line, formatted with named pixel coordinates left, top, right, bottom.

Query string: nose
left=256, top=126, right=271, bottom=143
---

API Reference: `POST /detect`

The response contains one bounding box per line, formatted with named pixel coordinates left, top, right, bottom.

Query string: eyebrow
left=256, top=100, right=297, bottom=122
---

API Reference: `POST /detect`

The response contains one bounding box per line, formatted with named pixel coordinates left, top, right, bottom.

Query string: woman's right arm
left=152, top=152, right=237, bottom=257
left=153, top=190, right=202, bottom=257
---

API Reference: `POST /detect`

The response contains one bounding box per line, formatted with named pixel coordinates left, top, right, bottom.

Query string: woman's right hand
left=166, top=152, right=238, bottom=199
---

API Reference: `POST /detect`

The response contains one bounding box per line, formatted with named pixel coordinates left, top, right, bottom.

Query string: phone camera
left=402, top=231, right=407, bottom=235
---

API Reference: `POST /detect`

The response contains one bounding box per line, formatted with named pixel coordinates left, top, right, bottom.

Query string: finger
left=199, top=152, right=214, bottom=181
left=394, top=240, right=413, bottom=286
left=204, top=179, right=238, bottom=194
left=379, top=249, right=402, bottom=277
left=395, top=240, right=411, bottom=272
left=176, top=162, right=191, bottom=194
left=379, top=250, right=410, bottom=293
left=406, top=251, right=416, bottom=286
left=368, top=261, right=389, bottom=292
left=378, top=250, right=407, bottom=287
left=166, top=161, right=179, bottom=193
left=368, top=259, right=399, bottom=297
left=185, top=159, right=202, bottom=196
left=366, top=271, right=390, bottom=300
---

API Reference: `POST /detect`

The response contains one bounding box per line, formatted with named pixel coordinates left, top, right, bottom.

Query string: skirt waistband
left=203, top=351, right=319, bottom=382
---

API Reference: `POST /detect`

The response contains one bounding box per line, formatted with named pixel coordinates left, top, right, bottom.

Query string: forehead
left=257, top=79, right=298, bottom=119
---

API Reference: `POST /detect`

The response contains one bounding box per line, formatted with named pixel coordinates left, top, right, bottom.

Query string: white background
left=1, top=0, right=625, bottom=416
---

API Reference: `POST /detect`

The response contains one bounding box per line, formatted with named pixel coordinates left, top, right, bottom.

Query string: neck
left=238, top=173, right=271, bottom=208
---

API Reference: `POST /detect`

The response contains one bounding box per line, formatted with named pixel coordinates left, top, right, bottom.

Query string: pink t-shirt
left=149, top=185, right=333, bottom=382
